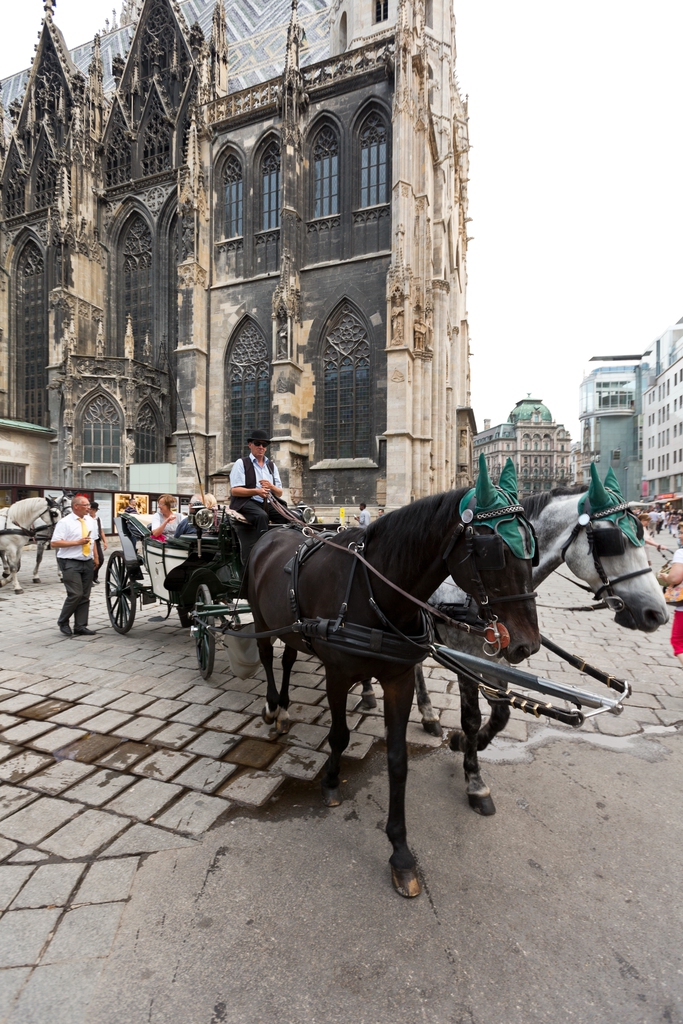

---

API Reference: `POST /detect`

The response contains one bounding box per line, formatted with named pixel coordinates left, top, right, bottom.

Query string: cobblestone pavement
left=0, top=543, right=681, bottom=1022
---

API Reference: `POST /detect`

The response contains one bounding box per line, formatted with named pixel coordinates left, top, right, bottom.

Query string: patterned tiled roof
left=1, top=0, right=330, bottom=113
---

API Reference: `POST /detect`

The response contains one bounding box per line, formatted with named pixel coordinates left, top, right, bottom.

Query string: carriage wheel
left=105, top=551, right=137, bottom=634
left=194, top=583, right=216, bottom=679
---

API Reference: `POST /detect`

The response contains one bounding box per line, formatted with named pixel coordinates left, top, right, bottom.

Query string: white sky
left=3, top=1, right=683, bottom=442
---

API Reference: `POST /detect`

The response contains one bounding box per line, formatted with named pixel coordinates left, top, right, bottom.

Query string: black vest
left=229, top=456, right=276, bottom=512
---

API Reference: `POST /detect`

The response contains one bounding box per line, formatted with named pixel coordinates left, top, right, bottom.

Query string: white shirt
left=150, top=510, right=185, bottom=537
left=358, top=509, right=371, bottom=528
left=230, top=453, right=282, bottom=504
left=52, top=512, right=99, bottom=560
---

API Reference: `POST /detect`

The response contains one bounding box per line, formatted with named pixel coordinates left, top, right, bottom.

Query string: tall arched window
left=135, top=404, right=158, bottom=463
left=4, top=158, right=25, bottom=219
left=122, top=217, right=153, bottom=358
left=323, top=304, right=371, bottom=460
left=34, top=150, right=57, bottom=210
left=141, top=102, right=171, bottom=176
left=106, top=122, right=131, bottom=187
left=313, top=127, right=339, bottom=218
left=227, top=321, right=270, bottom=462
left=17, top=242, right=47, bottom=426
left=83, top=395, right=121, bottom=464
left=339, top=12, right=347, bottom=51
left=223, top=155, right=243, bottom=238
left=375, top=0, right=388, bottom=22
left=359, top=113, right=388, bottom=208
left=261, top=142, right=280, bottom=230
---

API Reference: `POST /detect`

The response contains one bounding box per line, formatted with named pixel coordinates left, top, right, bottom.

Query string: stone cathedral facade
left=0, top=0, right=474, bottom=510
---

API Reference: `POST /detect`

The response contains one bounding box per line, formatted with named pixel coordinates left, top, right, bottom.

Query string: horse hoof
left=360, top=693, right=377, bottom=710
left=449, top=730, right=465, bottom=753
left=275, top=712, right=290, bottom=735
left=261, top=706, right=278, bottom=726
left=14, top=589, right=23, bottom=596
left=391, top=867, right=422, bottom=898
left=32, top=579, right=41, bottom=584
left=321, top=783, right=342, bottom=807
left=422, top=719, right=441, bottom=737
left=467, top=793, right=496, bottom=816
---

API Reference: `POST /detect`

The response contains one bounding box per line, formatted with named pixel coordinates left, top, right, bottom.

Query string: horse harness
left=559, top=497, right=651, bottom=611
left=0, top=498, right=61, bottom=540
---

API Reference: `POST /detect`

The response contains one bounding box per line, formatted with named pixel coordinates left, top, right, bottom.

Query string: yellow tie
left=80, top=517, right=91, bottom=557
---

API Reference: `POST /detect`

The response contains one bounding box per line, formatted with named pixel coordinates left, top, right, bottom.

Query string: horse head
left=563, top=465, right=667, bottom=632
left=446, top=456, right=540, bottom=664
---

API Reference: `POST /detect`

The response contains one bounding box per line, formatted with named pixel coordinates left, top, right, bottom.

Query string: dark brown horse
left=246, top=484, right=540, bottom=897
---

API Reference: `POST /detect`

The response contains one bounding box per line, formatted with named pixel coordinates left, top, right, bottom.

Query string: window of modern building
left=323, top=304, right=371, bottom=460
left=135, top=405, right=158, bottom=463
left=313, top=126, right=339, bottom=218
left=227, top=321, right=271, bottom=462
left=375, top=0, right=388, bottom=22
left=223, top=155, right=243, bottom=238
left=261, top=142, right=281, bottom=231
left=122, top=216, right=153, bottom=358
left=83, top=395, right=121, bottom=464
left=359, top=113, right=388, bottom=208
left=17, top=242, right=47, bottom=426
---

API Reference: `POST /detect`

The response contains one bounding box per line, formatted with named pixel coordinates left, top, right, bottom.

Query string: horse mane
left=366, top=485, right=473, bottom=552
left=6, top=497, right=50, bottom=528
left=522, top=484, right=585, bottom=520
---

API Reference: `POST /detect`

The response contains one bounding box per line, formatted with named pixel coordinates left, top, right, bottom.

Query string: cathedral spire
left=210, top=0, right=229, bottom=98
left=88, top=34, right=104, bottom=140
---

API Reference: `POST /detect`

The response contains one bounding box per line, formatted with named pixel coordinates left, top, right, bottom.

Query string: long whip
left=162, top=346, right=205, bottom=502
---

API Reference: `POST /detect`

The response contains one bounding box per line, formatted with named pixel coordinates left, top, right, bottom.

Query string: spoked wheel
left=105, top=551, right=137, bottom=634
left=194, top=583, right=216, bottom=679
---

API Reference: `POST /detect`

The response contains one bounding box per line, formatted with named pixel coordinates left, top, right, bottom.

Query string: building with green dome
left=473, top=396, right=572, bottom=493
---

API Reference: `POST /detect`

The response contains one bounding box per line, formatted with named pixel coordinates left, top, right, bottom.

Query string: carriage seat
left=127, top=513, right=154, bottom=530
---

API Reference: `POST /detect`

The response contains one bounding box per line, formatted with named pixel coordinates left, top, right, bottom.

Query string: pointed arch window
left=359, top=113, right=388, bottom=208
left=17, top=243, right=47, bottom=426
left=141, top=104, right=171, bottom=176
left=135, top=404, right=159, bottom=463
left=34, top=151, right=57, bottom=209
left=122, top=217, right=153, bottom=358
left=323, top=304, right=371, bottom=460
left=83, top=394, right=121, bottom=464
left=261, top=142, right=280, bottom=231
left=313, top=127, right=339, bottom=218
left=106, top=123, right=131, bottom=187
left=375, top=0, right=388, bottom=22
left=223, top=155, right=243, bottom=238
left=4, top=160, right=25, bottom=219
left=227, top=322, right=270, bottom=462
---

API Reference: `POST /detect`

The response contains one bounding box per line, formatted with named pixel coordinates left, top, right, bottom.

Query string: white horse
left=30, top=495, right=71, bottom=583
left=0, top=497, right=62, bottom=594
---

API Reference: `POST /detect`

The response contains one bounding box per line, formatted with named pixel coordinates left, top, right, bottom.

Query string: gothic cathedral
left=0, top=0, right=473, bottom=510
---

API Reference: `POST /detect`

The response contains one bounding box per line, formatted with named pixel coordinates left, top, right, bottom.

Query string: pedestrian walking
left=355, top=503, right=371, bottom=528
left=50, top=494, right=99, bottom=636
left=658, top=522, right=683, bottom=666
left=89, top=502, right=107, bottom=583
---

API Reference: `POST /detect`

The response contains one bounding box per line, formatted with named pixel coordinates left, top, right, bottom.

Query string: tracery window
left=313, top=127, right=339, bottom=218
left=261, top=142, right=280, bottom=231
left=223, top=155, right=243, bottom=238
left=122, top=217, right=153, bottom=358
left=4, top=161, right=25, bottom=218
left=17, top=243, right=47, bottom=426
left=105, top=124, right=131, bottom=187
left=34, top=152, right=57, bottom=209
left=83, top=395, right=121, bottom=464
left=135, top=405, right=158, bottom=464
left=141, top=104, right=171, bottom=176
left=359, top=113, right=388, bottom=208
left=323, top=304, right=371, bottom=460
left=227, top=322, right=270, bottom=462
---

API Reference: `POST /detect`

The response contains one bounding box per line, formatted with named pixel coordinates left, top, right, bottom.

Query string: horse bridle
left=559, top=500, right=651, bottom=611
left=0, top=497, right=61, bottom=540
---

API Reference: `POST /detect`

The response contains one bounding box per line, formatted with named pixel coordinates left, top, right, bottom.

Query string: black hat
left=247, top=428, right=271, bottom=444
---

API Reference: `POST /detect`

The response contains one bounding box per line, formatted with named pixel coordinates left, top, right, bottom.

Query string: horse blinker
left=472, top=533, right=506, bottom=571
left=592, top=527, right=626, bottom=558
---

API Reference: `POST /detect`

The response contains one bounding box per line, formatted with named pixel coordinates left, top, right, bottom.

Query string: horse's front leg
left=449, top=674, right=496, bottom=816
left=383, top=669, right=421, bottom=898
left=33, top=541, right=44, bottom=583
left=414, top=664, right=441, bottom=736
left=258, top=639, right=280, bottom=725
left=359, top=678, right=377, bottom=710
left=0, top=547, right=23, bottom=594
left=321, top=668, right=350, bottom=807
left=275, top=644, right=297, bottom=734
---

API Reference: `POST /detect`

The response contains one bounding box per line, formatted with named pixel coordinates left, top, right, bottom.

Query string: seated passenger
left=150, top=494, right=185, bottom=539
left=174, top=496, right=204, bottom=538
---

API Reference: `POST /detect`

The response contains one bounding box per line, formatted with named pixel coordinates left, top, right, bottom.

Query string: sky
left=2, top=1, right=683, bottom=441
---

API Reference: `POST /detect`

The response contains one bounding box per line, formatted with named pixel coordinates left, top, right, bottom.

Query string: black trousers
left=58, top=558, right=95, bottom=629
left=237, top=499, right=289, bottom=563
left=93, top=540, right=104, bottom=581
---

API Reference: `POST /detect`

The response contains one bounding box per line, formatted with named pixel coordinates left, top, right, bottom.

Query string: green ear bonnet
left=459, top=455, right=536, bottom=561
left=578, top=463, right=643, bottom=547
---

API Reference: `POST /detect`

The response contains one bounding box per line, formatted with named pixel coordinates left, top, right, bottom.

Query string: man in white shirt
left=51, top=494, right=100, bottom=637
left=229, top=428, right=286, bottom=562
left=355, top=503, right=371, bottom=528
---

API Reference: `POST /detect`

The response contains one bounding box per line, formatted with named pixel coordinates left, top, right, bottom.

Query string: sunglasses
left=251, top=441, right=268, bottom=447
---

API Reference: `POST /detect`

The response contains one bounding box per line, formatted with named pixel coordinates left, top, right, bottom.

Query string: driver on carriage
left=229, top=429, right=289, bottom=563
